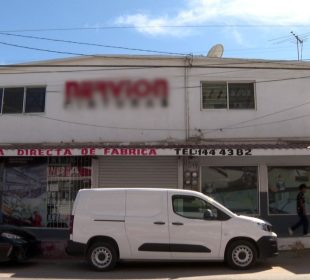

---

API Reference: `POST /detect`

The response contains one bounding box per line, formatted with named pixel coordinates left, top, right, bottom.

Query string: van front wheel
left=87, top=242, right=117, bottom=271
left=226, top=240, right=257, bottom=270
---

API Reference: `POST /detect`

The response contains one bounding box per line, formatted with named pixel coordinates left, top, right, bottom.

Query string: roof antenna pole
left=291, top=31, right=304, bottom=61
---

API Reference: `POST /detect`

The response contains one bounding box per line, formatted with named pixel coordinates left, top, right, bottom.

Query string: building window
left=268, top=166, right=310, bottom=215
left=201, top=82, right=255, bottom=109
left=0, top=86, right=46, bottom=114
left=201, top=166, right=258, bottom=214
left=2, top=88, right=24, bottom=114
left=25, top=87, right=46, bottom=113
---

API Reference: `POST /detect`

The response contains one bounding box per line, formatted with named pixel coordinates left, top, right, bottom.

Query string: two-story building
left=0, top=55, right=310, bottom=242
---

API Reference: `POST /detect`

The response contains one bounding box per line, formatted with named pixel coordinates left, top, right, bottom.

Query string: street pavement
left=0, top=250, right=310, bottom=280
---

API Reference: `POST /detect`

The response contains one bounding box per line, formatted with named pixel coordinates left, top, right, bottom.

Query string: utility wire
left=1, top=39, right=310, bottom=70
left=202, top=100, right=310, bottom=133
left=25, top=87, right=310, bottom=133
left=0, top=32, right=188, bottom=56
left=32, top=115, right=202, bottom=131
left=0, top=41, right=116, bottom=59
left=0, top=31, right=303, bottom=58
left=1, top=24, right=310, bottom=33
left=0, top=37, right=309, bottom=69
left=218, top=113, right=310, bottom=131
left=26, top=110, right=310, bottom=132
left=0, top=31, right=296, bottom=57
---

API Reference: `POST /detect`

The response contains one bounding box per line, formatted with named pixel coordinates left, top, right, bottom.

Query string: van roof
left=79, top=188, right=199, bottom=195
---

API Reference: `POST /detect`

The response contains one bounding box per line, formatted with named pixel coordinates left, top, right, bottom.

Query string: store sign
left=0, top=147, right=309, bottom=157
left=65, top=79, right=169, bottom=108
left=48, top=166, right=91, bottom=177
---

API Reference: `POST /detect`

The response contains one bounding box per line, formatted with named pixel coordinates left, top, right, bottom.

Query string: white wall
left=188, top=65, right=310, bottom=140
left=0, top=57, right=186, bottom=143
left=0, top=56, right=309, bottom=144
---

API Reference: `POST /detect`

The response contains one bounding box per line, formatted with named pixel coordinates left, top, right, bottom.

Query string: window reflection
left=268, top=166, right=310, bottom=214
left=201, top=166, right=258, bottom=214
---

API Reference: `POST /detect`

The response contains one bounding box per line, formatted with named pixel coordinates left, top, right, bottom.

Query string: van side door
left=168, top=192, right=223, bottom=260
left=125, top=190, right=171, bottom=259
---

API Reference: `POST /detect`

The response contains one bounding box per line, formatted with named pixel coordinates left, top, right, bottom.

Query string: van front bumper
left=65, top=240, right=86, bottom=256
left=257, top=235, right=278, bottom=258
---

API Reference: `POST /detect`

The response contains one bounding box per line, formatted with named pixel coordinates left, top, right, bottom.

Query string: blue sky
left=1, top=0, right=310, bottom=64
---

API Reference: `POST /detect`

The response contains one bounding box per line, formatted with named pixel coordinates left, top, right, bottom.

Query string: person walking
left=288, top=184, right=309, bottom=236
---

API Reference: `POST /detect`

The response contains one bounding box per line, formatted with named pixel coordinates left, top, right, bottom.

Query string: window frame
left=0, top=85, right=46, bottom=115
left=200, top=81, right=256, bottom=111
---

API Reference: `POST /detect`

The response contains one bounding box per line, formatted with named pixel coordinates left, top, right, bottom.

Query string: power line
left=43, top=87, right=310, bottom=133
left=1, top=61, right=310, bottom=71
left=202, top=100, right=310, bottom=133
left=218, top=113, right=310, bottom=131
left=1, top=24, right=310, bottom=33
left=0, top=31, right=305, bottom=59
left=0, top=32, right=188, bottom=56
left=32, top=115, right=201, bottom=132
left=24, top=109, right=310, bottom=133
left=1, top=67, right=310, bottom=87
left=0, top=41, right=97, bottom=58
left=1, top=39, right=310, bottom=69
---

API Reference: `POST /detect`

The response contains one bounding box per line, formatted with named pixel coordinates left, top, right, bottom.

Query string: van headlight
left=258, top=223, right=272, bottom=232
left=1, top=232, right=22, bottom=239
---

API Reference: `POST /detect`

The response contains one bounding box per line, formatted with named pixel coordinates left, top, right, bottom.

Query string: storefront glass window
left=0, top=157, right=91, bottom=228
left=201, top=166, right=258, bottom=214
left=268, top=166, right=310, bottom=214
left=1, top=158, right=47, bottom=226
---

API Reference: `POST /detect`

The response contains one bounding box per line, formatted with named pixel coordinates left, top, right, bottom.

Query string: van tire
left=87, top=242, right=117, bottom=271
left=226, top=240, right=257, bottom=270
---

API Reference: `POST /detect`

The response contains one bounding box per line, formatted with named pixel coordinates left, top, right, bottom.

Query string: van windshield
left=205, top=196, right=235, bottom=217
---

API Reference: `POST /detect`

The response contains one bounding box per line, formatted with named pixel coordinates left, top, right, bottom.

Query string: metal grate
left=47, top=157, right=91, bottom=228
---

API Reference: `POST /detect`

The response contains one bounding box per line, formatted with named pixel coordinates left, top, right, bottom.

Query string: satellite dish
left=207, top=44, right=224, bottom=58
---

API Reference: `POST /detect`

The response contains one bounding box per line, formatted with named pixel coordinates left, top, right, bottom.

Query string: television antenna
left=291, top=31, right=304, bottom=61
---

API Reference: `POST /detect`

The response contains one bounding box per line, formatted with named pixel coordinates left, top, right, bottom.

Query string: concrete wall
left=0, top=56, right=309, bottom=144
left=188, top=67, right=310, bottom=140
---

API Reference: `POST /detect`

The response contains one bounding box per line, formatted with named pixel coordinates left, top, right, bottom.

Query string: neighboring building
left=0, top=55, right=310, bottom=241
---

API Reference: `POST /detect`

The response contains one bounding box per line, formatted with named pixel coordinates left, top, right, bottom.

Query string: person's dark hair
left=299, top=184, right=307, bottom=190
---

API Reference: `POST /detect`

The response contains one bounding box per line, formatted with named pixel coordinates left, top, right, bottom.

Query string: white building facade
left=0, top=55, right=310, bottom=237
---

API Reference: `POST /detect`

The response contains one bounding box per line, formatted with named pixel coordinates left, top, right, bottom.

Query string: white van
left=66, top=188, right=278, bottom=271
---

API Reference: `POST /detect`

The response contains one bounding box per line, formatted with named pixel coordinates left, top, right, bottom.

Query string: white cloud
left=115, top=0, right=310, bottom=37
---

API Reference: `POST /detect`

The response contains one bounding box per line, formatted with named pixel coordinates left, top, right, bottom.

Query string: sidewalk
left=278, top=236, right=310, bottom=250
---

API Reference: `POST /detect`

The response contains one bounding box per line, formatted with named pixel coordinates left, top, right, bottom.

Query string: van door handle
left=154, top=221, right=165, bottom=225
left=172, top=222, right=183, bottom=226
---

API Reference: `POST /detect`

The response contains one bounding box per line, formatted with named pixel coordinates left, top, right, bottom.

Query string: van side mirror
left=203, top=209, right=213, bottom=220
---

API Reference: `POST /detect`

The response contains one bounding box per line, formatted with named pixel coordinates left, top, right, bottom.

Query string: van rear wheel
left=226, top=240, right=257, bottom=270
left=87, top=242, right=117, bottom=271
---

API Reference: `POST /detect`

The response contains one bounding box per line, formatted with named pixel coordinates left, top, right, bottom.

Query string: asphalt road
left=0, top=250, right=310, bottom=280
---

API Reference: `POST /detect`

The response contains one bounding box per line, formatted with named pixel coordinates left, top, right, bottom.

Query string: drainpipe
left=184, top=54, right=193, bottom=141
